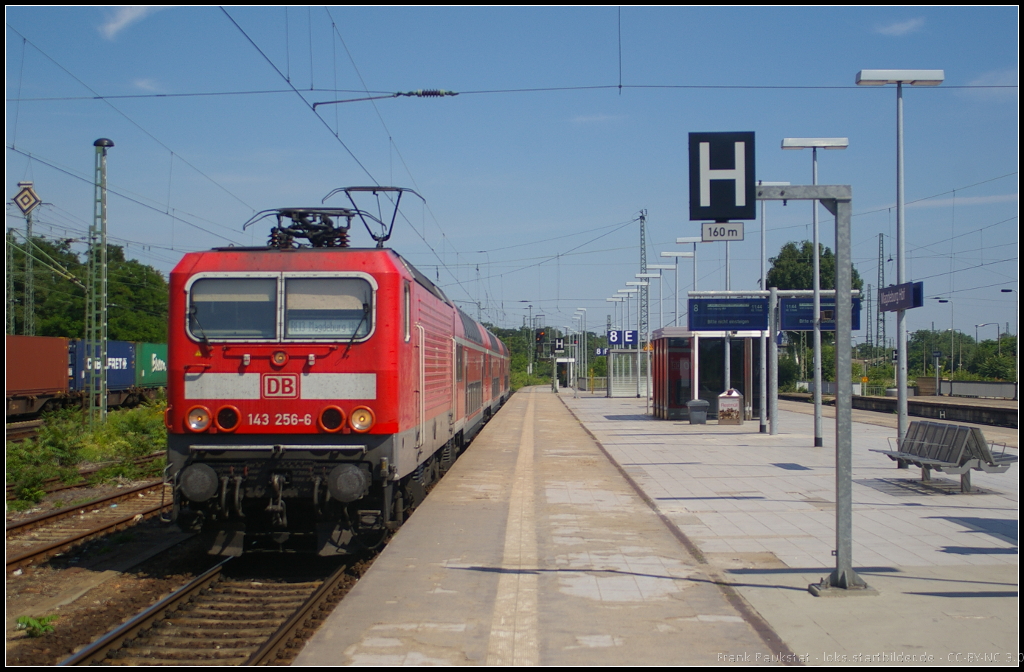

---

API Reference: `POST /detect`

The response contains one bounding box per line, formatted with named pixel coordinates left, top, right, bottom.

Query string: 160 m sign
left=702, top=221, right=744, bottom=242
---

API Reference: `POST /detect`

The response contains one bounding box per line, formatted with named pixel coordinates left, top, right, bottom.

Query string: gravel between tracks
left=5, top=520, right=217, bottom=666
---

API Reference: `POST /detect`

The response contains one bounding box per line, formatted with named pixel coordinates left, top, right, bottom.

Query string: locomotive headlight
left=272, top=350, right=288, bottom=366
left=349, top=406, right=375, bottom=433
left=186, top=405, right=212, bottom=432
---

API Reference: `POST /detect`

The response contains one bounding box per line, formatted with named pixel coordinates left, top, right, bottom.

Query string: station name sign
left=878, top=281, right=923, bottom=312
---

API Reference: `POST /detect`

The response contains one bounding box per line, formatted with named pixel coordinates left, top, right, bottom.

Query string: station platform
left=295, top=387, right=1018, bottom=666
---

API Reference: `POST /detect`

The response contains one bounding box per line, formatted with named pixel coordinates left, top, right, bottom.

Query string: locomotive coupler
left=266, top=474, right=288, bottom=527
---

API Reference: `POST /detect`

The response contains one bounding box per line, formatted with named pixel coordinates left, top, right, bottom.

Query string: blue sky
left=5, top=7, right=1018, bottom=343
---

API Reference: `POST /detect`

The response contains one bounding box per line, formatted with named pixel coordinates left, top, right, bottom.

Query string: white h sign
left=699, top=141, right=746, bottom=208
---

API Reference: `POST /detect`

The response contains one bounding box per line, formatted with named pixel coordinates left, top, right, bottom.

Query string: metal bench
left=871, top=420, right=1017, bottom=492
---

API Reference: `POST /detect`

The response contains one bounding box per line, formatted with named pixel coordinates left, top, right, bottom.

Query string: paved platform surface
left=296, top=387, right=1018, bottom=666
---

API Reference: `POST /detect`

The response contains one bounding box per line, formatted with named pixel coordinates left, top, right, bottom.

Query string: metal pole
left=24, top=209, right=35, bottom=335
left=896, top=82, right=909, bottom=450
left=724, top=240, right=731, bottom=392
left=823, top=194, right=866, bottom=591
left=88, top=138, right=114, bottom=428
left=769, top=286, right=779, bottom=435
left=6, top=229, right=14, bottom=334
left=760, top=197, right=768, bottom=433
left=675, top=256, right=680, bottom=326
left=630, top=295, right=638, bottom=399
left=812, top=148, right=823, bottom=447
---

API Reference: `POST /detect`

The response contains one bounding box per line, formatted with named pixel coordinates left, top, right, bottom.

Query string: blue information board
left=780, top=297, right=861, bottom=331
left=688, top=299, right=768, bottom=331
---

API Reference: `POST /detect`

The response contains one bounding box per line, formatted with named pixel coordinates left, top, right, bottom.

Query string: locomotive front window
left=189, top=278, right=277, bottom=339
left=285, top=278, right=373, bottom=339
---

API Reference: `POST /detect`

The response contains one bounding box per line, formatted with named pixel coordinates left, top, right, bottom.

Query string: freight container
left=135, top=342, right=168, bottom=388
left=68, top=339, right=137, bottom=392
left=6, top=335, right=70, bottom=416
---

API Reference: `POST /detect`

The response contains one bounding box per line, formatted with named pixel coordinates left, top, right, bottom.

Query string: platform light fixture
left=781, top=139, right=847, bottom=448
left=856, top=67, right=944, bottom=450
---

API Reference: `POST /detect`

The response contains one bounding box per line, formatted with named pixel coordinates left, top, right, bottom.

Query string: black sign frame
left=688, top=132, right=756, bottom=222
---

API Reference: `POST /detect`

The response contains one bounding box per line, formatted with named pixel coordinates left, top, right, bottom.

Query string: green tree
left=9, top=236, right=167, bottom=342
left=766, top=241, right=864, bottom=292
left=767, top=241, right=864, bottom=371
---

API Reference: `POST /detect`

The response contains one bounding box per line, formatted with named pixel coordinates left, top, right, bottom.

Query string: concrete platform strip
left=485, top=391, right=539, bottom=665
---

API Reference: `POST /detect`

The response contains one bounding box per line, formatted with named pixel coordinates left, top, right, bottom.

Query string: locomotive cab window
left=189, top=278, right=277, bottom=340
left=285, top=277, right=373, bottom=340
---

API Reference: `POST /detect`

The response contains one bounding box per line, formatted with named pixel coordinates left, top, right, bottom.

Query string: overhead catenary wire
left=6, top=24, right=257, bottom=215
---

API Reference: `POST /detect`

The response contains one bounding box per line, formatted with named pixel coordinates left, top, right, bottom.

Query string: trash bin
left=718, top=388, right=743, bottom=425
left=686, top=399, right=709, bottom=424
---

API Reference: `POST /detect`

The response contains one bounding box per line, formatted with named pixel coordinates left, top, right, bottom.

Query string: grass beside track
left=6, top=400, right=167, bottom=510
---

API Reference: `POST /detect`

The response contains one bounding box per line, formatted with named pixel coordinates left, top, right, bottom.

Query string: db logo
left=262, top=374, right=299, bottom=398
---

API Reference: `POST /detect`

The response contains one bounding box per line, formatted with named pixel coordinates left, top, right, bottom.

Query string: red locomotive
left=166, top=188, right=509, bottom=555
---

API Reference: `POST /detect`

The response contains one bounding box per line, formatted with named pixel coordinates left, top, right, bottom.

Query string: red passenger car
left=166, top=193, right=509, bottom=555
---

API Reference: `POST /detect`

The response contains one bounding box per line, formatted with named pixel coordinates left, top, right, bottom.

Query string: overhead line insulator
left=398, top=89, right=459, bottom=98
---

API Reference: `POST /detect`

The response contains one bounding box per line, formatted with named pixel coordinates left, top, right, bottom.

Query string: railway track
left=6, top=419, right=43, bottom=443
left=63, top=557, right=355, bottom=665
left=5, top=452, right=165, bottom=502
left=6, top=480, right=172, bottom=572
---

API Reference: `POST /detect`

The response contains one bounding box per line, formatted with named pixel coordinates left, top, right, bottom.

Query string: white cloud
left=908, top=194, right=1018, bottom=209
left=875, top=18, right=924, bottom=37
left=959, top=68, right=1018, bottom=102
left=100, top=7, right=168, bottom=40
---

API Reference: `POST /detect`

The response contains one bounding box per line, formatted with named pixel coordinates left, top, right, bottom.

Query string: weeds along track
left=6, top=451, right=165, bottom=502
left=6, top=481, right=171, bottom=572
left=64, top=556, right=357, bottom=666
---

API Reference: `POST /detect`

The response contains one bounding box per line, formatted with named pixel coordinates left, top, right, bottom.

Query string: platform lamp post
left=576, top=308, right=587, bottom=389
left=757, top=181, right=790, bottom=434
left=618, top=289, right=635, bottom=333
left=935, top=297, right=955, bottom=377
left=636, top=274, right=659, bottom=408
left=975, top=323, right=999, bottom=356
left=676, top=235, right=702, bottom=292
left=607, top=296, right=623, bottom=331
left=644, top=269, right=672, bottom=331
left=999, top=288, right=1016, bottom=361
left=627, top=281, right=649, bottom=399
left=660, top=252, right=694, bottom=327
left=781, top=138, right=848, bottom=447
left=636, top=273, right=661, bottom=332
left=856, top=68, right=944, bottom=451
left=619, top=287, right=640, bottom=396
